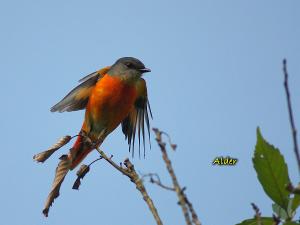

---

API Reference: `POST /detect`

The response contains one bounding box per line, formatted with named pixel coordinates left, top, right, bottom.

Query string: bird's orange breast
left=85, top=74, right=137, bottom=135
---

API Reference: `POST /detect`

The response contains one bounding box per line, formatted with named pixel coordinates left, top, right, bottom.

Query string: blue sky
left=0, top=0, right=299, bottom=224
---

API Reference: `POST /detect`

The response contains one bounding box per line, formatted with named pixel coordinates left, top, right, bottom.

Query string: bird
left=37, top=57, right=152, bottom=217
left=51, top=57, right=152, bottom=169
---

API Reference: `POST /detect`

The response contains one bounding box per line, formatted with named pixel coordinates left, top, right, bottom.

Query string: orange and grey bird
left=51, top=57, right=152, bottom=169
left=38, top=57, right=152, bottom=216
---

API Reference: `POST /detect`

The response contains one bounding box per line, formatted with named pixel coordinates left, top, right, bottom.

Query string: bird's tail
left=68, top=133, right=94, bottom=170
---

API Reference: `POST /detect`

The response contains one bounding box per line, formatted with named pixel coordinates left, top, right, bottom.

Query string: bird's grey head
left=108, top=57, right=151, bottom=81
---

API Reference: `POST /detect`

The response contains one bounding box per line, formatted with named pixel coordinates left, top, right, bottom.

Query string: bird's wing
left=50, top=66, right=110, bottom=112
left=121, top=78, right=153, bottom=157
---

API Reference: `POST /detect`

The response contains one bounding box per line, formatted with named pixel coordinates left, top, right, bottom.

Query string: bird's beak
left=139, top=68, right=151, bottom=73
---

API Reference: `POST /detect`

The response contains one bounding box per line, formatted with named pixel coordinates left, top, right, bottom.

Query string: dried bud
left=72, top=164, right=90, bottom=190
left=76, top=164, right=90, bottom=177
left=170, top=144, right=177, bottom=151
left=293, top=183, right=300, bottom=194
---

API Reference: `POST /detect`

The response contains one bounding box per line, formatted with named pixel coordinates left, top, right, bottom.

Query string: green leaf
left=236, top=217, right=274, bottom=225
left=283, top=222, right=300, bottom=225
left=291, top=194, right=300, bottom=212
left=273, top=203, right=289, bottom=220
left=253, top=127, right=291, bottom=210
left=272, top=199, right=296, bottom=220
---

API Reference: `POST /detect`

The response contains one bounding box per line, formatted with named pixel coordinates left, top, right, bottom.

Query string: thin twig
left=77, top=132, right=163, bottom=224
left=72, top=157, right=104, bottom=190
left=87, top=157, right=103, bottom=167
left=95, top=148, right=132, bottom=176
left=184, top=193, right=201, bottom=225
left=160, top=131, right=177, bottom=151
left=94, top=147, right=163, bottom=225
left=251, top=203, right=262, bottom=225
left=283, top=59, right=300, bottom=173
left=141, top=173, right=175, bottom=191
left=153, top=128, right=200, bottom=225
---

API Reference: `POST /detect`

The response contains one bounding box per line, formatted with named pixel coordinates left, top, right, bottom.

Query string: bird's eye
left=125, top=62, right=134, bottom=68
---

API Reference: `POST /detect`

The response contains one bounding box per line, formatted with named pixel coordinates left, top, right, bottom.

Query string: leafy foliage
left=238, top=128, right=300, bottom=224
left=291, top=194, right=300, bottom=213
left=283, top=222, right=300, bottom=225
left=236, top=217, right=274, bottom=225
left=272, top=203, right=289, bottom=220
left=253, top=128, right=291, bottom=210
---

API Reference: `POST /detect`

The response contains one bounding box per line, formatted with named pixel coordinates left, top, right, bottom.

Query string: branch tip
left=282, top=59, right=300, bottom=173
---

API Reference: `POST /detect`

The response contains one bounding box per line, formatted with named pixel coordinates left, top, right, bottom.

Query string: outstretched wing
left=121, top=78, right=153, bottom=158
left=50, top=66, right=110, bottom=112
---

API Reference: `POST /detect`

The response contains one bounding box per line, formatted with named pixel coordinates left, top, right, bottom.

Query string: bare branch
left=283, top=59, right=300, bottom=173
left=153, top=128, right=201, bottom=225
left=141, top=173, right=175, bottom=191
left=160, top=131, right=177, bottom=151
left=93, top=147, right=163, bottom=225
left=183, top=193, right=201, bottom=225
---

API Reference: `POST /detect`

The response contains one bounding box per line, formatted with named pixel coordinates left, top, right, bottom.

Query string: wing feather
left=78, top=66, right=110, bottom=83
left=50, top=67, right=110, bottom=112
left=121, top=78, right=152, bottom=157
